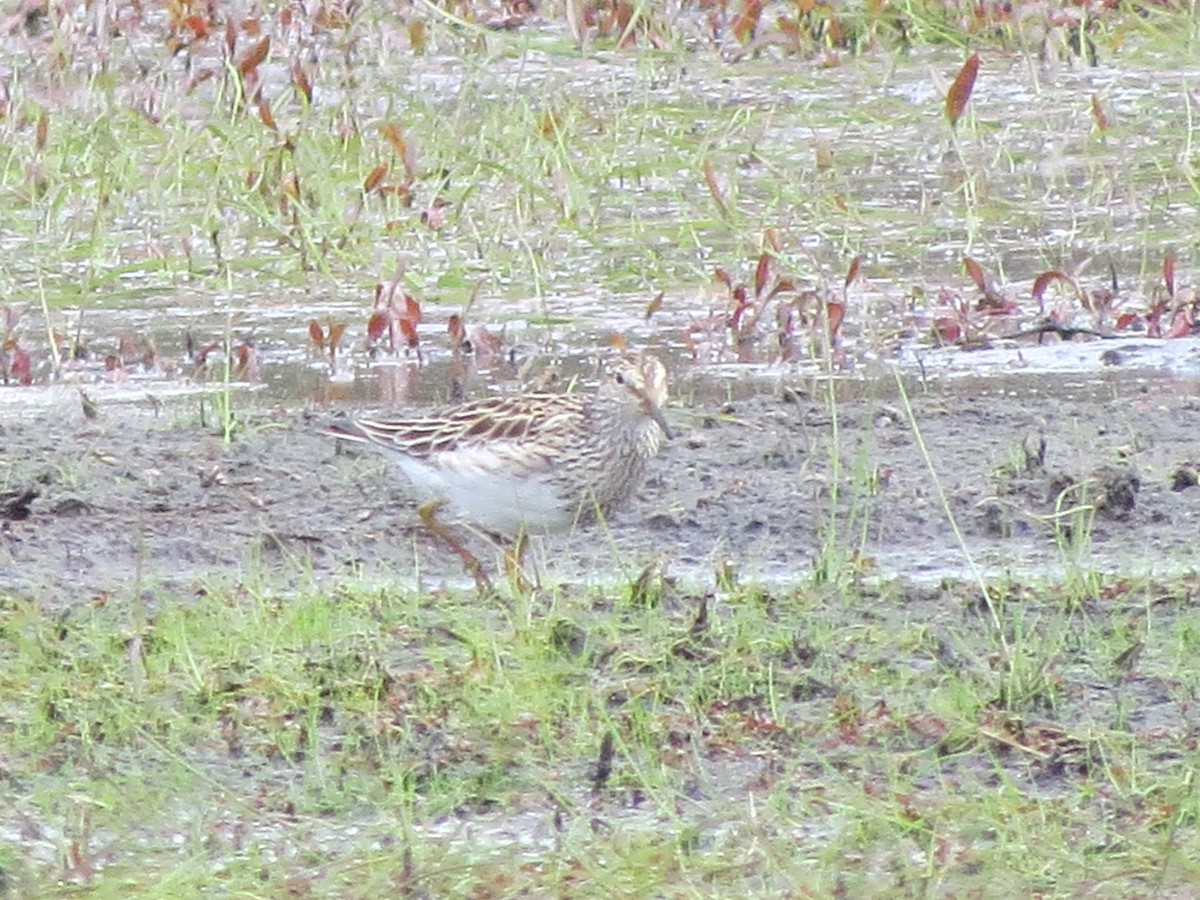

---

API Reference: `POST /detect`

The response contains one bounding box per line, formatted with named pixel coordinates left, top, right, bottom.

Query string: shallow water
left=2, top=9, right=1198, bottom=397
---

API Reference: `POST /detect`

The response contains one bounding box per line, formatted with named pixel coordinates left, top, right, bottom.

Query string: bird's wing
left=350, top=392, right=589, bottom=461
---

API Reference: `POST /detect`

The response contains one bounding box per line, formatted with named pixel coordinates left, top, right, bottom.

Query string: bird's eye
left=614, top=372, right=625, bottom=385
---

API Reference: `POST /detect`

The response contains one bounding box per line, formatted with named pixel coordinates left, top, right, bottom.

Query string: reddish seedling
left=368, top=267, right=422, bottom=359
left=687, top=244, right=840, bottom=364
left=945, top=52, right=980, bottom=128
left=644, top=291, right=664, bottom=321
left=291, top=58, right=314, bottom=104
left=1145, top=253, right=1198, bottom=339
left=309, top=320, right=347, bottom=373
left=3, top=339, right=32, bottom=386
left=731, top=0, right=764, bottom=44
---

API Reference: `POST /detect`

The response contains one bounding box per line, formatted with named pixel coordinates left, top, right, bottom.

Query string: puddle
left=2, top=34, right=1196, bottom=380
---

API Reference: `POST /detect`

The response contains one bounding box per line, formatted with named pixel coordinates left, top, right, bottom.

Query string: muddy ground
left=2, top=365, right=1199, bottom=606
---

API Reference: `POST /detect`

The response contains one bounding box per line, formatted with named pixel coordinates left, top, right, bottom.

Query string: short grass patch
left=3, top=570, right=1199, bottom=895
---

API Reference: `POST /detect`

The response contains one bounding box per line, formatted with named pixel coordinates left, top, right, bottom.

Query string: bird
left=327, top=353, right=673, bottom=590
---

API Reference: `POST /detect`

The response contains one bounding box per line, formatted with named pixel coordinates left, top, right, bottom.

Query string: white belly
left=391, top=455, right=576, bottom=533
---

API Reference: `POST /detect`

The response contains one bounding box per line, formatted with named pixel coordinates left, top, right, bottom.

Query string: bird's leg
left=418, top=500, right=493, bottom=594
left=502, top=531, right=533, bottom=595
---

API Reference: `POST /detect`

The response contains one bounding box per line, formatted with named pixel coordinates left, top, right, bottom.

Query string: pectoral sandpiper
left=327, top=353, right=672, bottom=590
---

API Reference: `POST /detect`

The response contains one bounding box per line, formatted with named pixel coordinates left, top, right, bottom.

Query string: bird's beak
left=649, top=404, right=674, bottom=441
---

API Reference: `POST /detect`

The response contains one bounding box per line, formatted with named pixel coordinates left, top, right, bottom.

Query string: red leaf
left=381, top=123, right=406, bottom=155
left=194, top=341, right=221, bottom=365
left=767, top=277, right=796, bottom=300
left=945, top=53, right=980, bottom=128
left=730, top=300, right=748, bottom=334
left=933, top=317, right=961, bottom=343
left=363, top=163, right=388, bottom=194
left=367, top=311, right=389, bottom=341
left=183, top=14, right=210, bottom=39
left=234, top=344, right=257, bottom=377
left=754, top=253, right=770, bottom=299
left=777, top=15, right=801, bottom=48
left=308, top=320, right=325, bottom=348
left=977, top=295, right=1019, bottom=315
left=68, top=838, right=91, bottom=880
left=1090, top=94, right=1109, bottom=132
left=403, top=294, right=421, bottom=326
left=399, top=317, right=419, bottom=348
left=778, top=305, right=795, bottom=339
left=1115, top=312, right=1139, bottom=331
left=964, top=257, right=987, bottom=293
left=1166, top=308, right=1193, bottom=339
left=611, top=2, right=636, bottom=47
left=1164, top=253, right=1176, bottom=298
left=327, top=322, right=346, bottom=347
left=10, top=345, right=31, bottom=384
left=731, top=0, right=764, bottom=43
left=1032, top=271, right=1067, bottom=306
left=703, top=161, right=729, bottom=216
left=291, top=59, right=313, bottom=104
left=313, top=5, right=351, bottom=29
left=381, top=183, right=413, bottom=207
left=845, top=255, right=862, bottom=289
left=763, top=227, right=781, bottom=253
left=714, top=267, right=733, bottom=291
left=447, top=314, right=465, bottom=348
left=826, top=301, right=845, bottom=341
left=256, top=98, right=276, bottom=132
left=645, top=291, right=664, bottom=320
left=1146, top=301, right=1167, bottom=338
left=237, top=36, right=270, bottom=77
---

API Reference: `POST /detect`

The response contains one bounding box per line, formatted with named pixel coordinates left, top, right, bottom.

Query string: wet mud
left=3, top=369, right=1198, bottom=606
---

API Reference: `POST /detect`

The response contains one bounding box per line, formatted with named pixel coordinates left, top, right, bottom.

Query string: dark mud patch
left=3, top=371, right=1199, bottom=604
